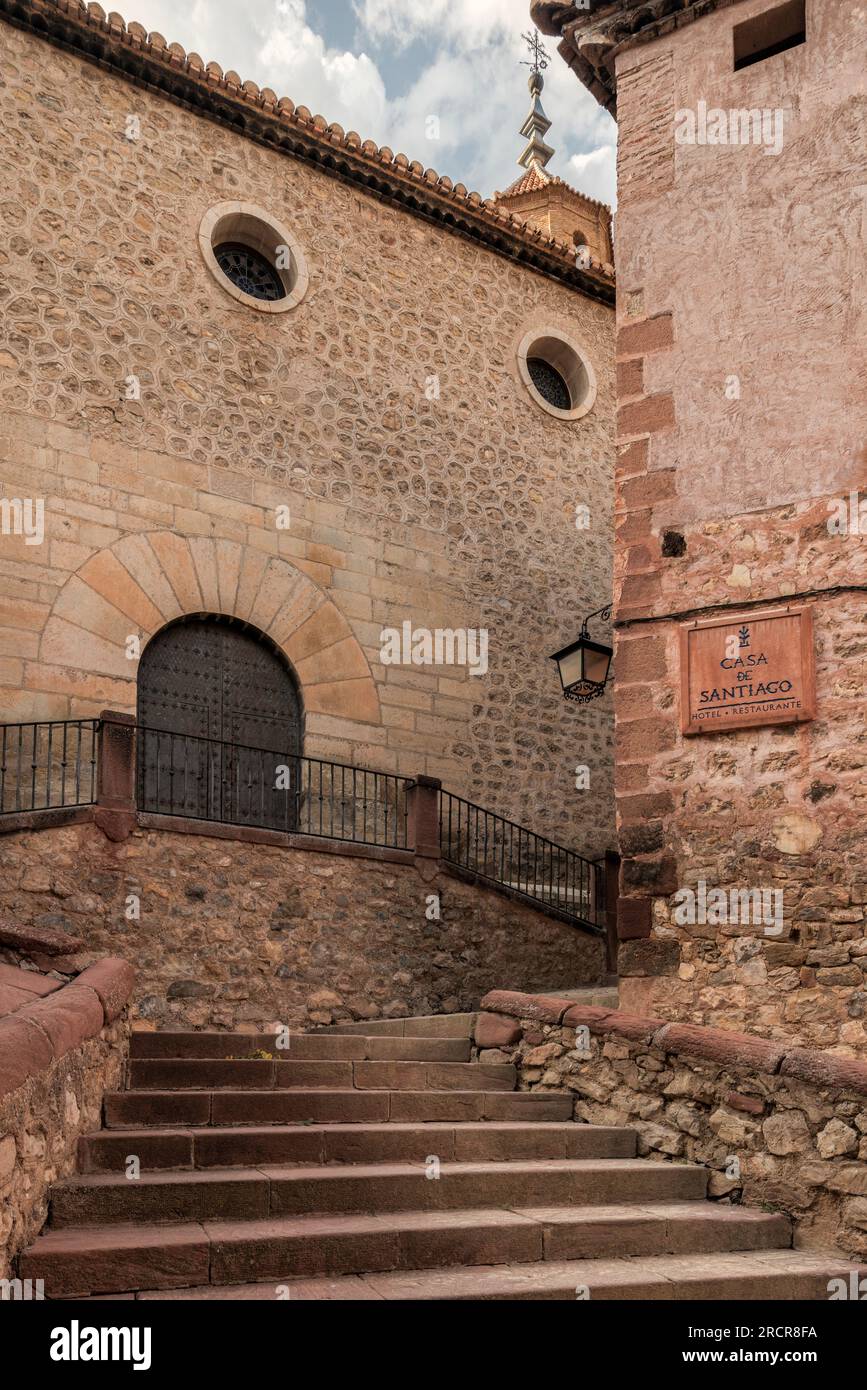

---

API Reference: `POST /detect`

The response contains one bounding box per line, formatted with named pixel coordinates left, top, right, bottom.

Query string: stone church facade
left=534, top=0, right=866, bottom=1052
left=0, top=1, right=617, bottom=1026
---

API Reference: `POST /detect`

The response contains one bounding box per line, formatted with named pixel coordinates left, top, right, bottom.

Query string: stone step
left=129, top=1033, right=471, bottom=1062
left=78, top=1121, right=638, bottom=1172
left=49, top=1159, right=708, bottom=1228
left=125, top=1058, right=516, bottom=1093
left=318, top=1012, right=477, bottom=1038
left=104, top=1088, right=576, bottom=1128
left=22, top=1204, right=795, bottom=1299
left=192, top=1249, right=858, bottom=1302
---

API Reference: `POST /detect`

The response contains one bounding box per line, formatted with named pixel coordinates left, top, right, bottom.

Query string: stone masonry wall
left=0, top=823, right=605, bottom=1030
left=0, top=954, right=133, bottom=1280
left=610, top=0, right=866, bottom=1037
left=478, top=991, right=867, bottom=1262
left=0, top=17, right=615, bottom=857
left=0, top=1019, right=128, bottom=1280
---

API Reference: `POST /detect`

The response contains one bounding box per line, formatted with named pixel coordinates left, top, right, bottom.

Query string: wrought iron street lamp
left=550, top=605, right=613, bottom=704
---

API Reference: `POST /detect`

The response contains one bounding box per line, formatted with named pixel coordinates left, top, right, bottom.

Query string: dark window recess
left=527, top=358, right=571, bottom=411
left=733, top=0, right=805, bottom=71
left=662, top=531, right=687, bottom=558
left=214, top=242, right=286, bottom=301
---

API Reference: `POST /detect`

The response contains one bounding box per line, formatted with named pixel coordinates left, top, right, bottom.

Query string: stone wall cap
left=780, top=1048, right=867, bottom=1098
left=0, top=1014, right=55, bottom=1099
left=0, top=920, right=85, bottom=955
left=479, top=989, right=578, bottom=1025
left=17, top=983, right=105, bottom=1063
left=76, top=957, right=136, bottom=1022
left=652, top=1022, right=789, bottom=1075
left=0, top=954, right=134, bottom=1097
left=483, top=990, right=866, bottom=1095
left=561, top=1003, right=616, bottom=1029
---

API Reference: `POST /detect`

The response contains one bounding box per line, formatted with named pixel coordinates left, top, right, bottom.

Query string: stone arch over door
left=137, top=614, right=304, bottom=828
left=38, top=531, right=381, bottom=731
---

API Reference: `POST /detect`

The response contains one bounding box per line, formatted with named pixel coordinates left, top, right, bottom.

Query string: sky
left=120, top=0, right=617, bottom=206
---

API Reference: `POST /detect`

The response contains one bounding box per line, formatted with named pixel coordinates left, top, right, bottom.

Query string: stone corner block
left=618, top=938, right=680, bottom=977
left=16, top=983, right=105, bottom=1064
left=76, top=958, right=136, bottom=1023
left=93, top=808, right=136, bottom=843
left=473, top=1011, right=522, bottom=1048
left=477, top=990, right=575, bottom=1024
left=617, top=897, right=653, bottom=940
left=0, top=1015, right=54, bottom=1100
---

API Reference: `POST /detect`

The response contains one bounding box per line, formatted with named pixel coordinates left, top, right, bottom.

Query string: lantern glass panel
left=584, top=645, right=611, bottom=685
left=558, top=647, right=586, bottom=690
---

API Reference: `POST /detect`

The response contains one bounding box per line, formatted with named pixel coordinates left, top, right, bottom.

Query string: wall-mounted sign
left=680, top=605, right=816, bottom=736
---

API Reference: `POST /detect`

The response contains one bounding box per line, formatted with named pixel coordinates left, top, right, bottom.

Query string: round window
left=214, top=242, right=286, bottom=302
left=527, top=358, right=571, bottom=412
left=198, top=202, right=309, bottom=314
left=517, top=328, right=597, bottom=421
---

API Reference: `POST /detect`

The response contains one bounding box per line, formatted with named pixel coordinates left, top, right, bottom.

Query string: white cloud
left=567, top=144, right=617, bottom=208
left=353, top=0, right=526, bottom=49
left=114, top=0, right=617, bottom=203
left=258, top=0, right=387, bottom=135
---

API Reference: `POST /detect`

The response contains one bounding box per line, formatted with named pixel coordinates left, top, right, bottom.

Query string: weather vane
left=520, top=28, right=550, bottom=77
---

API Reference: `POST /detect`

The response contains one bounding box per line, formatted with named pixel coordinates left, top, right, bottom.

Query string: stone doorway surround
left=35, top=531, right=381, bottom=753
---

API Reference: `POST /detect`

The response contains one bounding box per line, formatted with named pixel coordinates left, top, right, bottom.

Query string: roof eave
left=530, top=0, right=748, bottom=117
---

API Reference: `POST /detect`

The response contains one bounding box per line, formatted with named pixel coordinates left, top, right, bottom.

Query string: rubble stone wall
left=0, top=957, right=132, bottom=1279
left=0, top=822, right=605, bottom=1031
left=477, top=990, right=867, bottom=1261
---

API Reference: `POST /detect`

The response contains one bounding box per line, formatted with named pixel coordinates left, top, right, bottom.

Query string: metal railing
left=0, top=716, right=607, bottom=933
left=0, top=720, right=98, bottom=815
left=136, top=725, right=410, bottom=848
left=439, top=789, right=605, bottom=934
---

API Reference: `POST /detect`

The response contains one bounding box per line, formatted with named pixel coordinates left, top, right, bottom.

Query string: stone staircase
left=20, top=1013, right=859, bottom=1300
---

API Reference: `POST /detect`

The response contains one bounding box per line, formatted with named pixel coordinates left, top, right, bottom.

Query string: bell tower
left=494, top=29, right=613, bottom=269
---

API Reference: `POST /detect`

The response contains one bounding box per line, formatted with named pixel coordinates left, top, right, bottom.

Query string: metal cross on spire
left=520, top=28, right=551, bottom=77
left=516, top=29, right=555, bottom=172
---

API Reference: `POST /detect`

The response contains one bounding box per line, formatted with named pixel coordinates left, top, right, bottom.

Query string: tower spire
left=518, top=29, right=555, bottom=172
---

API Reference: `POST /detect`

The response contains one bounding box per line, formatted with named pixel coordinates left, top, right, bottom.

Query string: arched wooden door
left=136, top=616, right=303, bottom=830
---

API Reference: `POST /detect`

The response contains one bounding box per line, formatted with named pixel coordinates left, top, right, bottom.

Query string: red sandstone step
left=244, top=1250, right=866, bottom=1302
left=22, top=1204, right=795, bottom=1299
left=125, top=1059, right=517, bottom=1092
left=51, top=1169, right=270, bottom=1227
left=78, top=1121, right=638, bottom=1172
left=104, top=1088, right=577, bottom=1128
left=263, top=1158, right=708, bottom=1216
left=22, top=1223, right=209, bottom=1298
left=129, top=1033, right=471, bottom=1063
left=49, top=1158, right=708, bottom=1228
